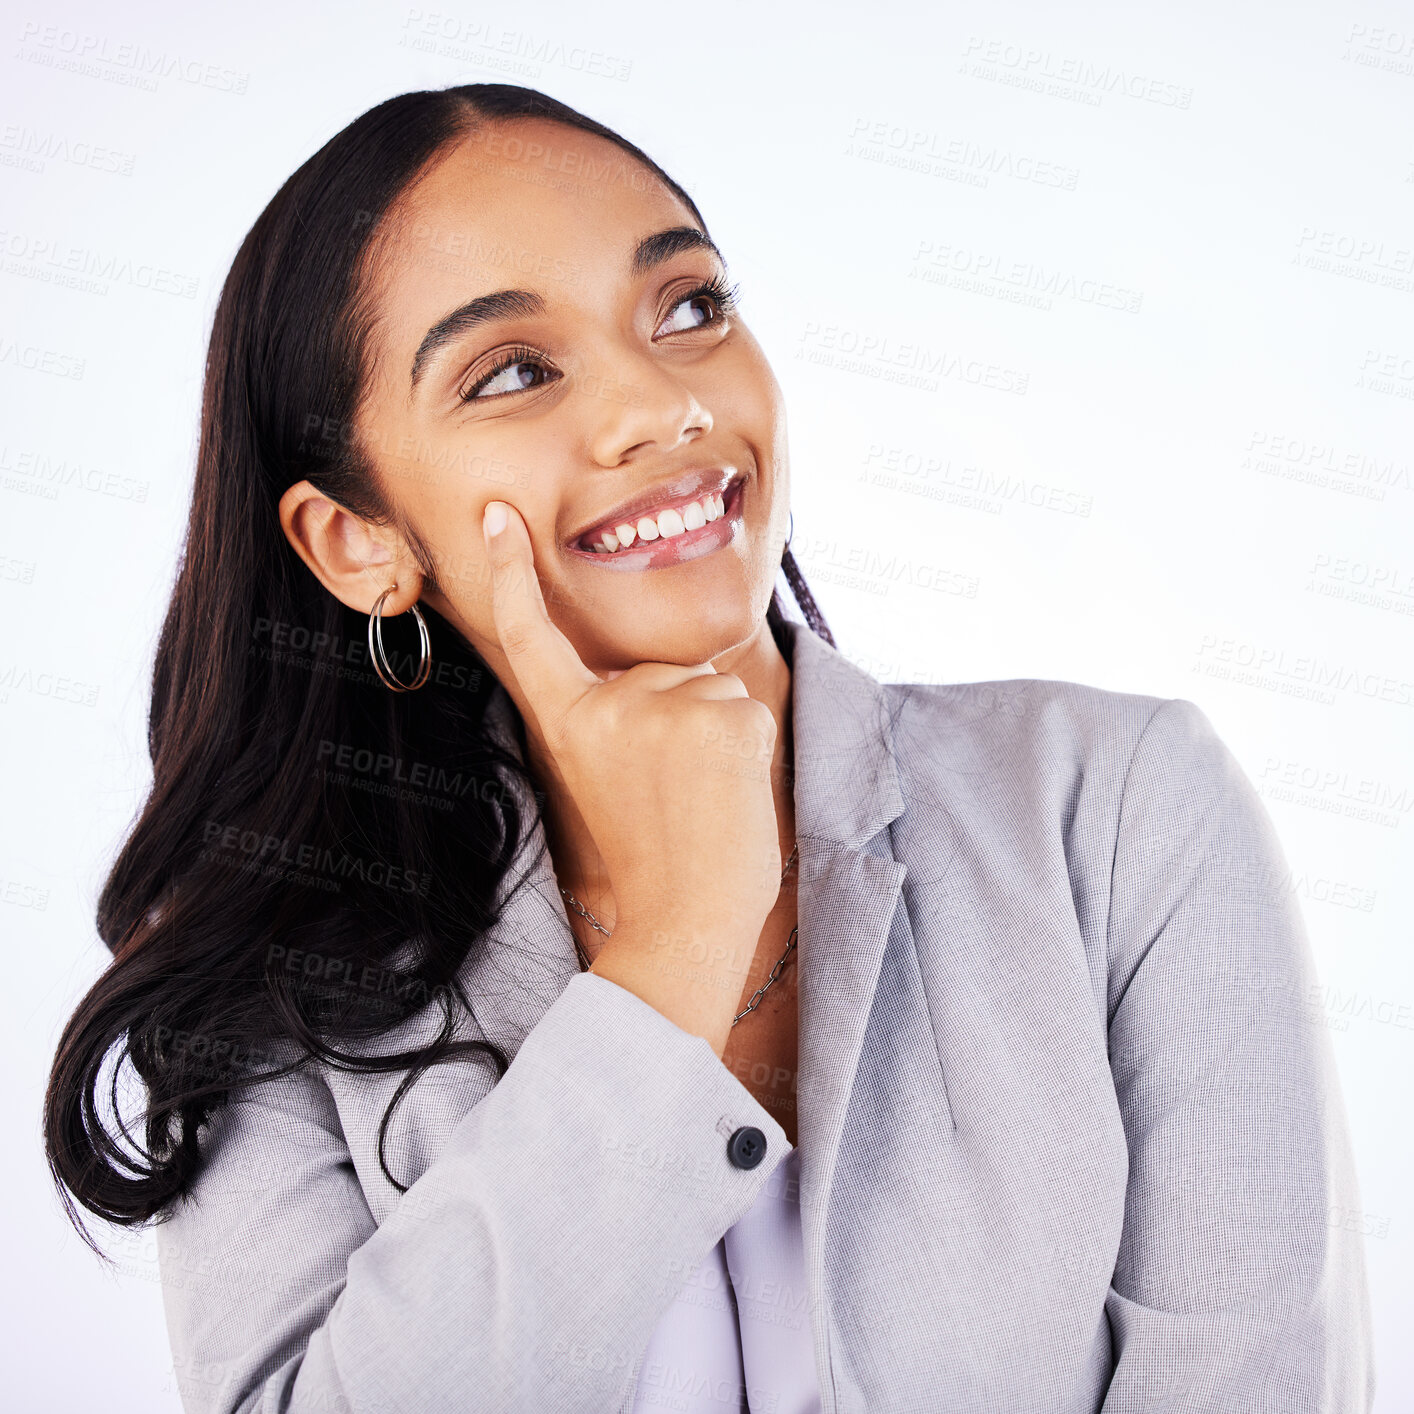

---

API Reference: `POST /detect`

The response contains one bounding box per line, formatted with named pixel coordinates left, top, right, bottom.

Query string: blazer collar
left=781, top=615, right=905, bottom=849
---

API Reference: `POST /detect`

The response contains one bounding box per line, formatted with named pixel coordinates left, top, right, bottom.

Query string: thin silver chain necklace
left=559, top=845, right=800, bottom=1027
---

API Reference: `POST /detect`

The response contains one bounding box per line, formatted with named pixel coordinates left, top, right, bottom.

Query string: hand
left=481, top=500, right=783, bottom=1050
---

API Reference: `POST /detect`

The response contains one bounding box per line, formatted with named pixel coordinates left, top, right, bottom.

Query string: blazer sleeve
left=1101, top=697, right=1376, bottom=1413
left=154, top=969, right=791, bottom=1414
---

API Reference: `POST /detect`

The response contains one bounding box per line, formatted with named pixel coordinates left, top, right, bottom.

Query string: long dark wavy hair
left=43, top=82, right=834, bottom=1257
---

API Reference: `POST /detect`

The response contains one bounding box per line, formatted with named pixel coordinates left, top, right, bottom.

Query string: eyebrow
left=408, top=225, right=724, bottom=393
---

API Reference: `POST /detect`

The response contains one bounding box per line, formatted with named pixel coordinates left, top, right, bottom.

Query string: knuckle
left=742, top=698, right=777, bottom=742
left=737, top=694, right=770, bottom=724
left=542, top=708, right=572, bottom=754
left=498, top=619, right=535, bottom=657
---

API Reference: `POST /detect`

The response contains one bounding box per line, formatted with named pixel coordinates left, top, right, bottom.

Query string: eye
left=456, top=275, right=742, bottom=405
left=458, top=344, right=560, bottom=403
left=656, top=274, right=741, bottom=337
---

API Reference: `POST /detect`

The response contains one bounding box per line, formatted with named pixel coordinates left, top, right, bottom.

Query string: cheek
left=714, top=345, right=788, bottom=518
left=416, top=464, right=571, bottom=630
left=372, top=450, right=487, bottom=624
left=709, top=343, right=783, bottom=436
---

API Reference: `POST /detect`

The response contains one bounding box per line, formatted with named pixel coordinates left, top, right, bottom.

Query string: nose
left=577, top=342, right=714, bottom=466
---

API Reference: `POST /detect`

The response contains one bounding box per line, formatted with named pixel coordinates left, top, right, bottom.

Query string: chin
left=592, top=599, right=766, bottom=673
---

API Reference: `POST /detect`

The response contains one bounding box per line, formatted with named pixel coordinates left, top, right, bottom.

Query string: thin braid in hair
left=781, top=544, right=836, bottom=648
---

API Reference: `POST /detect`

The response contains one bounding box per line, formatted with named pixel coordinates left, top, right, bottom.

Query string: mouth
left=564, top=472, right=748, bottom=572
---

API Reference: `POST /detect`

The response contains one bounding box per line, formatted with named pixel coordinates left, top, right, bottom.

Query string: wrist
left=588, top=917, right=754, bottom=1058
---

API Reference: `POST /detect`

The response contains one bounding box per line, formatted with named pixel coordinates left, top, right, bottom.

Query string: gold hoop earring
left=367, top=587, right=431, bottom=692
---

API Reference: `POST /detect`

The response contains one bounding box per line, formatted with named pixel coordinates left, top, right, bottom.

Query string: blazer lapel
left=782, top=621, right=908, bottom=1406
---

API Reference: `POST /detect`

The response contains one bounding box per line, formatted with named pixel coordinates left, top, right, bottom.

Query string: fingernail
left=483, top=501, right=508, bottom=537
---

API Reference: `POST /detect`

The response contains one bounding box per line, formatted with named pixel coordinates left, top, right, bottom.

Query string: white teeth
left=587, top=488, right=733, bottom=554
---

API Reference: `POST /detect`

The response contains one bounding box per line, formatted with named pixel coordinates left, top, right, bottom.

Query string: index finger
left=482, top=499, right=600, bottom=732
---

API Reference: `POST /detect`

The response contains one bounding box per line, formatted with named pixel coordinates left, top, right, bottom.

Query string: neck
left=523, top=616, right=796, bottom=936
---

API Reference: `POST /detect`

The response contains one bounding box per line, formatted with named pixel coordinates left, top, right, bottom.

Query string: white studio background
left=4, top=0, right=1410, bottom=1407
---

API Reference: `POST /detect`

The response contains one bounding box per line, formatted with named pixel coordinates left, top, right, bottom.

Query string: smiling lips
left=580, top=488, right=728, bottom=554
left=569, top=468, right=744, bottom=553
left=566, top=477, right=746, bottom=570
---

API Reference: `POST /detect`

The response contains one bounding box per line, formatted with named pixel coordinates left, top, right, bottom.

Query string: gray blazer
left=154, top=617, right=1375, bottom=1413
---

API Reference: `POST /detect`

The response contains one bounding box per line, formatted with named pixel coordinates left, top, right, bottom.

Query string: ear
left=277, top=481, right=424, bottom=616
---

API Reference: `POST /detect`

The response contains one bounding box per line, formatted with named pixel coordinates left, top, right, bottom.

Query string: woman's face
left=340, top=117, right=790, bottom=680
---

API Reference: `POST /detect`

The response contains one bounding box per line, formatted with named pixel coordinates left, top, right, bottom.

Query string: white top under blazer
left=630, top=1145, right=822, bottom=1414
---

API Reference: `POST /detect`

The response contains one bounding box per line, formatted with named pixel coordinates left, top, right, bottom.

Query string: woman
left=45, top=83, right=1374, bottom=1413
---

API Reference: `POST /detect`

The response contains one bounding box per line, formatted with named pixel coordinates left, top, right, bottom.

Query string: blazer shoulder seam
left=1102, top=695, right=1185, bottom=965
